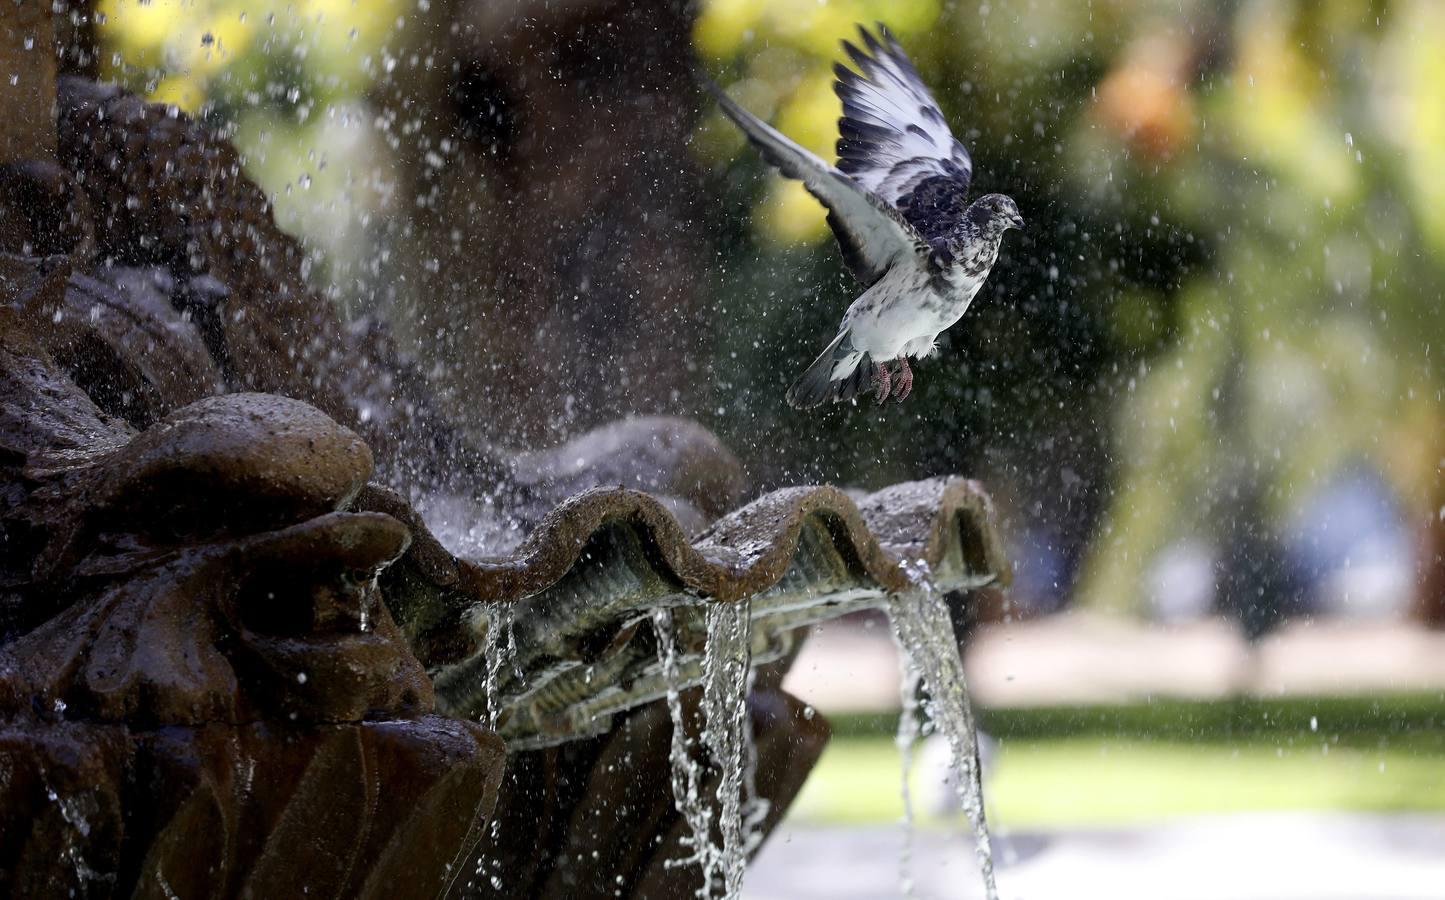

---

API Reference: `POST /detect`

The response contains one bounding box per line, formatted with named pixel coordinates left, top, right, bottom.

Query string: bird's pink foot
left=892, top=357, right=913, bottom=401
left=871, top=361, right=891, bottom=404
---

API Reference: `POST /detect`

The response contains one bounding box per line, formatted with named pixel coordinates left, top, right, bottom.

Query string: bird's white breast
left=843, top=262, right=982, bottom=360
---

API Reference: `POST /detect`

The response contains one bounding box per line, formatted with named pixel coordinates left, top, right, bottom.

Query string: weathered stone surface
left=1, top=272, right=503, bottom=898
left=0, top=320, right=504, bottom=898
left=0, top=717, right=505, bottom=900
left=0, top=261, right=856, bottom=898
left=47, top=268, right=226, bottom=427
left=0, top=160, right=93, bottom=256
left=376, top=479, right=1008, bottom=618
left=0, top=387, right=427, bottom=726
left=97, top=393, right=373, bottom=535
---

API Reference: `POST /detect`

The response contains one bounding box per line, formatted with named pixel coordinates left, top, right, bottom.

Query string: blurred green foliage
left=698, top=0, right=1445, bottom=617
left=794, top=697, right=1445, bottom=826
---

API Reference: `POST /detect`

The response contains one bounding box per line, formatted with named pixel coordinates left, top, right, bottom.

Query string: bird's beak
left=1009, top=212, right=1026, bottom=230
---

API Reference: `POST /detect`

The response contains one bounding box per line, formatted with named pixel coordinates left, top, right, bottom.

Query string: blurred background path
left=784, top=614, right=1445, bottom=711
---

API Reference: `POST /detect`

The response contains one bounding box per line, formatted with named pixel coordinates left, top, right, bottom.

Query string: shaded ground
left=745, top=813, right=1445, bottom=900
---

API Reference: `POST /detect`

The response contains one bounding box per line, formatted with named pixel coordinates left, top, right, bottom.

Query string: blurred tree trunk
left=1416, top=471, right=1445, bottom=627
left=374, top=0, right=711, bottom=445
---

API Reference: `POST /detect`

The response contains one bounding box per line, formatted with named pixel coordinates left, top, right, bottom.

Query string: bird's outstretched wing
left=834, top=25, right=973, bottom=246
left=706, top=80, right=927, bottom=288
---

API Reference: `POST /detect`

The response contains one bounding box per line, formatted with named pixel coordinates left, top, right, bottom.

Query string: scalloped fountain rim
left=363, top=476, right=1011, bottom=607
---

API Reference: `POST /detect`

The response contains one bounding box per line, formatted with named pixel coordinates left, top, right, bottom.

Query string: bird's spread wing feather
left=834, top=25, right=973, bottom=245
left=706, top=79, right=927, bottom=288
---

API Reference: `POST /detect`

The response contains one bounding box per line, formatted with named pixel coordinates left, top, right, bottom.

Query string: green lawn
left=786, top=696, right=1445, bottom=827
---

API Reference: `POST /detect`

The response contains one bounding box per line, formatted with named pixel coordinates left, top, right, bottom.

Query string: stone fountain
left=0, top=5, right=1010, bottom=898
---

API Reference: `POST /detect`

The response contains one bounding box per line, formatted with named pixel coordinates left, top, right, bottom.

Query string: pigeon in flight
left=708, top=24, right=1024, bottom=408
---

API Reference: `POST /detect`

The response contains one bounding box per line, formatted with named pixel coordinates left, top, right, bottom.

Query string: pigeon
left=708, top=24, right=1024, bottom=408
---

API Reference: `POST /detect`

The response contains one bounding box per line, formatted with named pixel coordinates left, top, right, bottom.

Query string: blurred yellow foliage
left=97, top=0, right=402, bottom=112
left=1224, top=6, right=1357, bottom=204
left=759, top=178, right=829, bottom=244
left=150, top=73, right=205, bottom=111
left=1385, top=1, right=1445, bottom=256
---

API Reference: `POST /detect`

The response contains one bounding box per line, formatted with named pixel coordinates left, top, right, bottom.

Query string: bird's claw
left=892, top=358, right=913, bottom=401
left=873, top=359, right=913, bottom=404
left=871, top=362, right=891, bottom=404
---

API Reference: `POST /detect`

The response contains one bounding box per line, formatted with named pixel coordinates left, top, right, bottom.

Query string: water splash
left=464, top=601, right=519, bottom=895
left=895, top=664, right=922, bottom=898
left=480, top=601, right=517, bottom=731
left=738, top=682, right=771, bottom=860
left=45, top=783, right=108, bottom=888
left=414, top=492, right=525, bottom=559
left=890, top=565, right=997, bottom=900
left=652, top=599, right=756, bottom=899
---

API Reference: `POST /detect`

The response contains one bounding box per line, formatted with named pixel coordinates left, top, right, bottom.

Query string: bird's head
left=966, top=193, right=1025, bottom=235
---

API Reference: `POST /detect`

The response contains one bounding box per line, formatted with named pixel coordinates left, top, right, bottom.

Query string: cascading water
left=649, top=566, right=995, bottom=900
left=652, top=598, right=756, bottom=900
left=653, top=606, right=722, bottom=895
left=889, top=564, right=998, bottom=900
left=701, top=599, right=753, bottom=899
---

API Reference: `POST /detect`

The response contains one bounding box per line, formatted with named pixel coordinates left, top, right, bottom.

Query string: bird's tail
left=787, top=331, right=873, bottom=409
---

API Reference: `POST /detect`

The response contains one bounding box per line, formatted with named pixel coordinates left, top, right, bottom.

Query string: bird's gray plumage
left=708, top=23, right=1024, bottom=408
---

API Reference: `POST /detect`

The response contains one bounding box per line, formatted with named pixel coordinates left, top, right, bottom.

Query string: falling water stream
left=653, top=606, right=722, bottom=894
left=479, top=601, right=517, bottom=731
left=652, top=598, right=755, bottom=899
left=894, top=660, right=922, bottom=898
left=890, top=567, right=998, bottom=900
left=701, top=599, right=753, bottom=899
left=650, top=564, right=995, bottom=900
